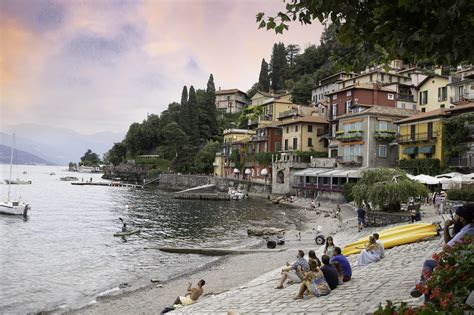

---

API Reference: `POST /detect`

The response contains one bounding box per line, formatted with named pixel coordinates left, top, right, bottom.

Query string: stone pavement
left=173, top=224, right=443, bottom=314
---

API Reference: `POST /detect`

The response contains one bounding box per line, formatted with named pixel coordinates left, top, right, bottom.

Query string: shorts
left=358, top=218, right=365, bottom=225
left=179, top=296, right=196, bottom=305
left=286, top=271, right=302, bottom=283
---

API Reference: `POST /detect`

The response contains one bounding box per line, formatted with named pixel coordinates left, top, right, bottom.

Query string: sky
left=0, top=0, right=324, bottom=134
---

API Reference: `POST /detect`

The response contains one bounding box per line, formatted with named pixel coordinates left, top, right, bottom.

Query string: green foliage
left=229, top=148, right=241, bottom=170
left=80, top=149, right=101, bottom=166
left=294, top=150, right=328, bottom=163
left=289, top=73, right=317, bottom=104
left=443, top=114, right=474, bottom=167
left=194, top=140, right=220, bottom=174
left=187, top=86, right=200, bottom=143
left=342, top=182, right=355, bottom=202
left=399, top=158, right=441, bottom=176
left=255, top=152, right=272, bottom=166
left=375, top=236, right=474, bottom=314
left=258, top=59, right=270, bottom=92
left=237, top=105, right=263, bottom=127
left=447, top=187, right=474, bottom=202
left=257, top=1, right=474, bottom=65
left=352, top=168, right=429, bottom=211
left=104, top=142, right=127, bottom=166
left=206, top=74, right=218, bottom=137
left=138, top=158, right=171, bottom=171
left=270, top=42, right=289, bottom=91
left=286, top=44, right=300, bottom=67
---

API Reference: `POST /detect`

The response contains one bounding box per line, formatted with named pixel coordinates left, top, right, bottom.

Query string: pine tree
left=286, top=44, right=300, bottom=68
left=179, top=86, right=188, bottom=133
left=187, top=86, right=200, bottom=144
left=206, top=74, right=217, bottom=137
left=258, top=59, right=270, bottom=92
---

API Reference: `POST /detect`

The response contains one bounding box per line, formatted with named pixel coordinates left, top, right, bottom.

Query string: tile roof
left=338, top=106, right=419, bottom=119
left=327, top=83, right=396, bottom=95
left=216, top=89, right=247, bottom=96
left=395, top=103, right=474, bottom=124
left=278, top=115, right=328, bottom=125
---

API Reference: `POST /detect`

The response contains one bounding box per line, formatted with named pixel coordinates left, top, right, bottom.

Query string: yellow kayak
left=342, top=223, right=438, bottom=256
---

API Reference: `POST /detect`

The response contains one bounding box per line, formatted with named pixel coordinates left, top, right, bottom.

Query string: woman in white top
left=324, top=236, right=336, bottom=256
left=357, top=236, right=382, bottom=266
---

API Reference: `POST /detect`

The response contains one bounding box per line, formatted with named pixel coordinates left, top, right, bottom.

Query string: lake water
left=0, top=165, right=295, bottom=314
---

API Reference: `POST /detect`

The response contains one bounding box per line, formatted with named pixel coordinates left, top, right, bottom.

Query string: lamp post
left=261, top=168, right=268, bottom=197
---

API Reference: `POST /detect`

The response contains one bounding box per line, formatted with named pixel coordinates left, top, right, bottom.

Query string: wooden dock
left=71, top=182, right=144, bottom=188
left=174, top=192, right=230, bottom=200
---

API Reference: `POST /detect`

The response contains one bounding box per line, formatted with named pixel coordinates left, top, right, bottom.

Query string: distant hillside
left=0, top=145, right=55, bottom=165
left=1, top=125, right=124, bottom=165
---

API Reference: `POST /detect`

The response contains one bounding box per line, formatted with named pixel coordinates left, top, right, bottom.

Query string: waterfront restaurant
left=291, top=168, right=364, bottom=198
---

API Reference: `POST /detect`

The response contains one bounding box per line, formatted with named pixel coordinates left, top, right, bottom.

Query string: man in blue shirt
left=411, top=204, right=473, bottom=298
left=330, top=247, right=352, bottom=282
left=321, top=254, right=339, bottom=289
left=276, top=250, right=309, bottom=289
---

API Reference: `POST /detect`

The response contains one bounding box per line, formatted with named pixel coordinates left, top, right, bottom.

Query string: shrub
left=294, top=150, right=328, bottom=162
left=343, top=182, right=355, bottom=202
left=399, top=158, right=441, bottom=176
left=447, top=187, right=474, bottom=202
left=375, top=235, right=473, bottom=314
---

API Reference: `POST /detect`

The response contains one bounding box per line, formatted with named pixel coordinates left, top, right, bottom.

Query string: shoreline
left=63, top=199, right=345, bottom=315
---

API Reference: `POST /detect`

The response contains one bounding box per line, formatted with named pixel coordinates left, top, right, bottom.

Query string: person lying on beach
left=276, top=250, right=309, bottom=289
left=320, top=254, right=339, bottom=290
left=173, top=280, right=205, bottom=306
left=294, top=259, right=331, bottom=299
left=357, top=236, right=382, bottom=266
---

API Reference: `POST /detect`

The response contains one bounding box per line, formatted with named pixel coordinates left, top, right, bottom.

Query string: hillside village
left=213, top=62, right=474, bottom=198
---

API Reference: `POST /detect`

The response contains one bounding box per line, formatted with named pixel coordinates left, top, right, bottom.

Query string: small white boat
left=228, top=188, right=247, bottom=200
left=49, top=172, right=56, bottom=176
left=60, top=176, right=79, bottom=181
left=5, top=179, right=32, bottom=185
left=113, top=229, right=141, bottom=237
left=1, top=133, right=30, bottom=216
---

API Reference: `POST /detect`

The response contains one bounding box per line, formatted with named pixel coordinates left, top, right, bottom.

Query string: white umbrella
left=436, top=172, right=463, bottom=179
left=244, top=168, right=251, bottom=175
left=413, top=174, right=441, bottom=185
left=233, top=168, right=240, bottom=174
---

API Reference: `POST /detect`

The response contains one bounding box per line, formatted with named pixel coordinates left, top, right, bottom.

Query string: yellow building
left=395, top=109, right=446, bottom=164
left=279, top=116, right=329, bottom=153
left=417, top=75, right=451, bottom=112
left=214, top=129, right=255, bottom=177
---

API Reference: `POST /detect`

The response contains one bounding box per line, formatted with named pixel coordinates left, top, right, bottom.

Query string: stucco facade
left=215, top=89, right=249, bottom=113
left=279, top=116, right=329, bottom=153
left=417, top=75, right=451, bottom=112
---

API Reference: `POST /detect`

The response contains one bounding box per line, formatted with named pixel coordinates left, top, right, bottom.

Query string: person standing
left=357, top=207, right=366, bottom=232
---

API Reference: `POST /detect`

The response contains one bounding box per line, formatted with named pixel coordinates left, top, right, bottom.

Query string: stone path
left=173, top=224, right=442, bottom=314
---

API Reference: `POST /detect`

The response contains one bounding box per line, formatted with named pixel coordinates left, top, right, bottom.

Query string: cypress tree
left=258, top=58, right=270, bottom=92
left=206, top=74, right=217, bottom=137
left=187, top=86, right=200, bottom=144
left=270, top=42, right=288, bottom=91
left=179, top=86, right=189, bottom=133
left=180, top=86, right=188, bottom=106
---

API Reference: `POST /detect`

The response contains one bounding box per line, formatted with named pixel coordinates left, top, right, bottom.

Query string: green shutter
left=403, top=146, right=418, bottom=155
left=419, top=145, right=435, bottom=154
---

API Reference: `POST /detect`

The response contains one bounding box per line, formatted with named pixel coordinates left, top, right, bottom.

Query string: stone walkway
left=173, top=224, right=442, bottom=314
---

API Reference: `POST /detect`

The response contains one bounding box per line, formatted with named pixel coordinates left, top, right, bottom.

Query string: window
left=308, top=138, right=313, bottom=147
left=293, top=138, right=298, bottom=150
left=378, top=145, right=387, bottom=157
left=378, top=121, right=388, bottom=131
left=332, top=94, right=337, bottom=100
left=295, top=125, right=298, bottom=132
left=440, top=104, right=445, bottom=108
left=438, top=86, right=447, bottom=101
left=419, top=91, right=428, bottom=105
left=345, top=101, right=352, bottom=113
left=308, top=125, right=313, bottom=132
left=354, top=144, right=361, bottom=156
left=410, top=125, right=416, bottom=140
left=286, top=127, right=289, bottom=133
left=346, top=91, right=352, bottom=96
left=388, top=93, right=394, bottom=100
left=427, top=122, right=433, bottom=139
left=332, top=124, right=337, bottom=137
left=284, top=139, right=288, bottom=151
left=275, top=142, right=281, bottom=152
left=343, top=146, right=351, bottom=160
left=344, top=123, right=351, bottom=133
left=459, top=86, right=465, bottom=99
left=422, top=108, right=426, bottom=112
left=354, top=121, right=362, bottom=131
left=332, top=104, right=337, bottom=118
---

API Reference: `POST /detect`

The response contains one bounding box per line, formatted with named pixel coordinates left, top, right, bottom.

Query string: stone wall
left=366, top=210, right=412, bottom=226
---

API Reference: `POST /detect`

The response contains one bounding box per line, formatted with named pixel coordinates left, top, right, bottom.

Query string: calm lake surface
left=0, top=165, right=295, bottom=314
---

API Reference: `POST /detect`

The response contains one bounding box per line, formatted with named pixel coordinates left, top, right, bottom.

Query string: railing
left=449, top=157, right=473, bottom=168
left=251, top=134, right=268, bottom=141
left=337, top=155, right=363, bottom=166
left=335, top=131, right=363, bottom=142
left=374, top=130, right=397, bottom=142
left=259, top=114, right=273, bottom=121
left=291, top=183, right=344, bottom=192
left=450, top=92, right=474, bottom=103
left=397, top=132, right=437, bottom=143
left=278, top=109, right=298, bottom=118
left=397, top=94, right=414, bottom=102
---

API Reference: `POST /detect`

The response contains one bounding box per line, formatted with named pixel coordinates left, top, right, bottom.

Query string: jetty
left=147, top=247, right=286, bottom=256
left=71, top=182, right=143, bottom=188
left=174, top=192, right=230, bottom=200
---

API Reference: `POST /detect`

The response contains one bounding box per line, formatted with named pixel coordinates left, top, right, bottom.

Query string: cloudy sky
left=1, top=0, right=324, bottom=134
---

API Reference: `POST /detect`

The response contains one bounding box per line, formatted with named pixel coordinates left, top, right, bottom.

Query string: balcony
left=335, top=130, right=363, bottom=142
left=251, top=134, right=268, bottom=142
left=397, top=94, right=414, bottom=102
left=337, top=155, right=363, bottom=166
left=450, top=92, right=474, bottom=104
left=278, top=109, right=298, bottom=118
left=374, top=130, right=397, bottom=142
left=397, top=132, right=437, bottom=144
left=449, top=157, right=473, bottom=168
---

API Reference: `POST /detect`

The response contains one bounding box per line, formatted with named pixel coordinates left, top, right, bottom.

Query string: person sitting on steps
left=293, top=259, right=331, bottom=299
left=373, top=233, right=385, bottom=258
left=330, top=247, right=352, bottom=282
left=276, top=250, right=309, bottom=289
left=320, top=254, right=339, bottom=290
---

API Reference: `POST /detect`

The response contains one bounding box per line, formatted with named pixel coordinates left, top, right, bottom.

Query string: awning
left=403, top=146, right=418, bottom=155
left=419, top=145, right=435, bottom=154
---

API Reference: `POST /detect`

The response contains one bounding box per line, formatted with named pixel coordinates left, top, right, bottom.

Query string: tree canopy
left=257, top=0, right=474, bottom=65
left=352, top=168, right=428, bottom=212
left=80, top=149, right=101, bottom=166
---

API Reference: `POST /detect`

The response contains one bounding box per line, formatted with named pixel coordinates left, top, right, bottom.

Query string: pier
left=173, top=192, right=230, bottom=200
left=71, top=182, right=144, bottom=188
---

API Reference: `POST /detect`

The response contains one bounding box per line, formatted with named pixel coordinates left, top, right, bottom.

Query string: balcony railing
left=397, top=94, right=414, bottom=102
left=397, top=132, right=437, bottom=144
left=291, top=183, right=344, bottom=192
left=374, top=130, right=397, bottom=142
left=278, top=109, right=298, bottom=118
left=251, top=134, right=268, bottom=141
left=449, top=157, right=473, bottom=168
left=335, top=130, right=363, bottom=142
left=450, top=92, right=474, bottom=103
left=337, top=155, right=363, bottom=166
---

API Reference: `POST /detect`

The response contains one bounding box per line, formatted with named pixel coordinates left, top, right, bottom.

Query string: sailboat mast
left=7, top=133, right=14, bottom=201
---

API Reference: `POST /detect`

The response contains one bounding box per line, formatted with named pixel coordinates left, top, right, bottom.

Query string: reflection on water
left=0, top=165, right=294, bottom=314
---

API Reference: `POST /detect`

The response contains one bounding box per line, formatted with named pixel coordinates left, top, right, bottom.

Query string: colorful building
left=417, top=75, right=451, bottom=112
left=279, top=116, right=329, bottom=153
left=215, top=88, right=249, bottom=113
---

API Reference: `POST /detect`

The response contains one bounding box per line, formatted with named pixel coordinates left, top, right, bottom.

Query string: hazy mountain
left=0, top=145, right=55, bottom=165
left=1, top=125, right=124, bottom=165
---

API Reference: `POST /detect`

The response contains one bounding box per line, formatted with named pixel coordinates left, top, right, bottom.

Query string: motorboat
left=60, top=176, right=79, bottom=181
left=1, top=133, right=30, bottom=216
left=5, top=179, right=32, bottom=185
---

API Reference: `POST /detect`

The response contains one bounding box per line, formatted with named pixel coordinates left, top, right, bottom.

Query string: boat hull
left=4, top=179, right=32, bottom=185
left=0, top=202, right=29, bottom=216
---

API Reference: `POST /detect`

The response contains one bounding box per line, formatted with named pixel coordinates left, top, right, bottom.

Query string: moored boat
left=60, top=176, right=79, bottom=181
left=5, top=179, right=32, bottom=185
left=113, top=229, right=141, bottom=237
